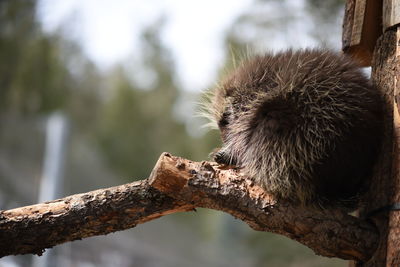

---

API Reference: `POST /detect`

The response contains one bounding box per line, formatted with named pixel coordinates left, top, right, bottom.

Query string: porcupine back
left=206, top=49, right=383, bottom=210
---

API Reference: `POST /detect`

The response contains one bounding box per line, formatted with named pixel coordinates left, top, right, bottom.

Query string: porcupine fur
left=202, top=49, right=383, bottom=210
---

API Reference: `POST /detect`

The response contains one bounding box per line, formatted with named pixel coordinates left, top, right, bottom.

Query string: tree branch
left=0, top=153, right=378, bottom=261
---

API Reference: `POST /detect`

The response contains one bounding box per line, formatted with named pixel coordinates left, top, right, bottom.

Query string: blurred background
left=0, top=0, right=348, bottom=266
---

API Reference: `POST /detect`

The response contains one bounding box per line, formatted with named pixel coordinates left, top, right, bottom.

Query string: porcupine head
left=202, top=49, right=383, bottom=211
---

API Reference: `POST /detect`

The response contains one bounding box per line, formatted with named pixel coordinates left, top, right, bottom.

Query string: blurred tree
left=96, top=22, right=218, bottom=180
left=305, top=0, right=346, bottom=44
left=0, top=0, right=104, bottom=204
left=225, top=0, right=345, bottom=52
left=0, top=0, right=71, bottom=116
left=0, top=1, right=350, bottom=266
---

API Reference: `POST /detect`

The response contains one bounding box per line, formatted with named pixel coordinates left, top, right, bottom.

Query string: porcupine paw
left=212, top=149, right=237, bottom=165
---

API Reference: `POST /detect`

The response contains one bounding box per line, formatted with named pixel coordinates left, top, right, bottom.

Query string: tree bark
left=0, top=153, right=378, bottom=261
left=355, top=26, right=400, bottom=267
left=0, top=178, right=194, bottom=257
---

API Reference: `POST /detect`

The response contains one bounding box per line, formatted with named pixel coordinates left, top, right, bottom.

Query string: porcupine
left=202, top=49, right=383, bottom=210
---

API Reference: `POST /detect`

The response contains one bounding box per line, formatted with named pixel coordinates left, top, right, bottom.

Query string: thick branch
left=149, top=153, right=379, bottom=261
left=0, top=153, right=378, bottom=261
left=0, top=179, right=194, bottom=257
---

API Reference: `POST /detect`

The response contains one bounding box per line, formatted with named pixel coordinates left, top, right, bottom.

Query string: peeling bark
left=0, top=153, right=378, bottom=261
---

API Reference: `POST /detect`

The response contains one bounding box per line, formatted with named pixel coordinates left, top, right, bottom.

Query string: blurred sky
left=37, top=0, right=322, bottom=92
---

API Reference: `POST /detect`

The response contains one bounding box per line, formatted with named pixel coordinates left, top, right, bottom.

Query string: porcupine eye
left=214, top=109, right=238, bottom=165
left=218, top=111, right=230, bottom=128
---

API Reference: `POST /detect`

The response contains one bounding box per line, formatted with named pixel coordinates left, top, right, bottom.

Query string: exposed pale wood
left=0, top=153, right=379, bottom=261
left=343, top=0, right=357, bottom=49
left=351, top=0, right=367, bottom=46
left=383, top=0, right=400, bottom=31
left=343, top=0, right=382, bottom=66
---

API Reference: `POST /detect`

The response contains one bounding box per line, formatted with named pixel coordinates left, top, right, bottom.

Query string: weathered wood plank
left=343, top=0, right=382, bottom=66
left=383, top=0, right=400, bottom=31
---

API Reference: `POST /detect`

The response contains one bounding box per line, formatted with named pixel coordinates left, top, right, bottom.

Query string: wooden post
left=342, top=0, right=382, bottom=66
left=343, top=0, right=400, bottom=265
left=360, top=26, right=400, bottom=267
left=383, top=27, right=400, bottom=266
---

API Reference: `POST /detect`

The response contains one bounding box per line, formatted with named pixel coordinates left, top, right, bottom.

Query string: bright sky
left=37, top=0, right=340, bottom=93
left=37, top=0, right=253, bottom=91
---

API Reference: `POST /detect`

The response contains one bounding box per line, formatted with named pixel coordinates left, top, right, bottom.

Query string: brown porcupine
left=202, top=49, right=383, bottom=211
